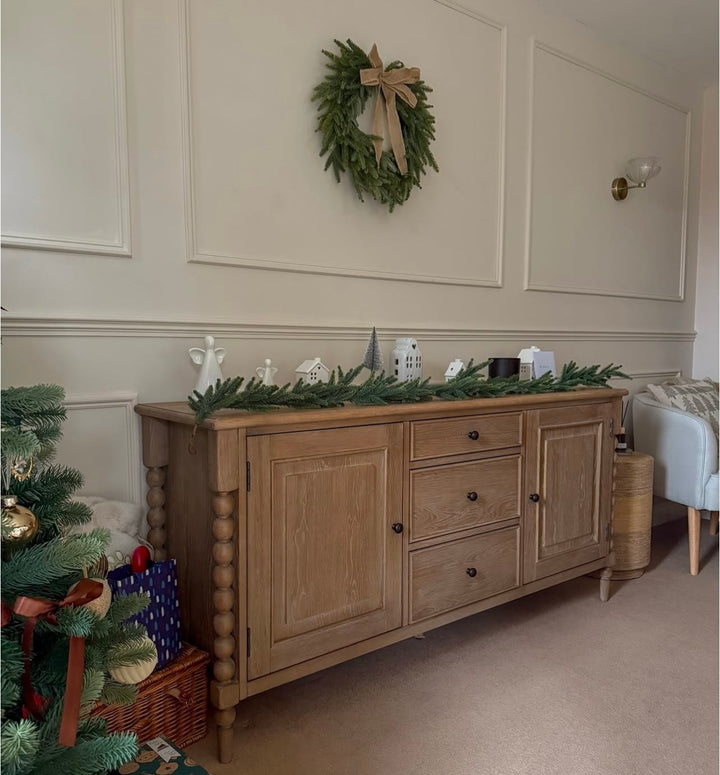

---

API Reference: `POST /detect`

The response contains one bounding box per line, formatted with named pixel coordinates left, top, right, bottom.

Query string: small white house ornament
left=444, top=358, right=465, bottom=382
left=392, top=338, right=422, bottom=382
left=517, top=346, right=541, bottom=381
left=295, top=357, right=330, bottom=384
left=189, top=335, right=226, bottom=394
left=256, top=358, right=278, bottom=386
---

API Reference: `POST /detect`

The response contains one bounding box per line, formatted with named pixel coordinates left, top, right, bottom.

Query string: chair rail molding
left=1, top=0, right=132, bottom=257
left=62, top=391, right=141, bottom=505
left=178, top=0, right=507, bottom=287
left=0, top=315, right=697, bottom=343
left=523, top=39, right=690, bottom=302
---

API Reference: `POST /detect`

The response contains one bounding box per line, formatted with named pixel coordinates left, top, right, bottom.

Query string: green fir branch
left=1, top=529, right=109, bottom=598
left=1, top=635, right=23, bottom=710
left=189, top=360, right=629, bottom=423
left=100, top=680, right=139, bottom=707
left=1, top=719, right=41, bottom=775
left=105, top=593, right=150, bottom=626
left=106, top=640, right=157, bottom=669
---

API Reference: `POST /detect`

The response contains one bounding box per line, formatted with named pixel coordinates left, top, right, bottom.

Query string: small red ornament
left=131, top=545, right=151, bottom=573
left=22, top=691, right=49, bottom=719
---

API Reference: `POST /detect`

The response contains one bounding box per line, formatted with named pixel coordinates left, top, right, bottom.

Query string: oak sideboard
left=136, top=388, right=625, bottom=763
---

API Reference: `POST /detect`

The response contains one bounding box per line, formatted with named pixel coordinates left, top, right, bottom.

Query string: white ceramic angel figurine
left=256, top=358, right=278, bottom=386
left=189, top=335, right=226, bottom=394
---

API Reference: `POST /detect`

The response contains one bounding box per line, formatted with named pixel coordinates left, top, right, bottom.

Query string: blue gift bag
left=108, top=559, right=182, bottom=669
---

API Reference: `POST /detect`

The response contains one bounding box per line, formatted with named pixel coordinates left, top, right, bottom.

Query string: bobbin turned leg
left=211, top=490, right=238, bottom=763
left=141, top=418, right=169, bottom=560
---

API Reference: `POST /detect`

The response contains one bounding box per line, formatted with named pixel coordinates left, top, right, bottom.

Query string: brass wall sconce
left=611, top=157, right=661, bottom=201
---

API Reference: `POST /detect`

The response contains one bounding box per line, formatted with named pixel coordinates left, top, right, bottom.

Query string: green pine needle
left=190, top=359, right=629, bottom=423
left=1, top=719, right=41, bottom=775
left=312, top=38, right=438, bottom=211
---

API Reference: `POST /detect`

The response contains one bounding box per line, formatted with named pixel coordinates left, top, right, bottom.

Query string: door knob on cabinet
left=467, top=430, right=480, bottom=440
left=529, top=493, right=540, bottom=502
left=391, top=522, right=404, bottom=534
left=467, top=491, right=478, bottom=501
left=466, top=567, right=478, bottom=577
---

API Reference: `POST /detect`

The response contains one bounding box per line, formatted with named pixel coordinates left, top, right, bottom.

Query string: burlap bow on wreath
left=312, top=39, right=438, bottom=211
left=359, top=44, right=420, bottom=175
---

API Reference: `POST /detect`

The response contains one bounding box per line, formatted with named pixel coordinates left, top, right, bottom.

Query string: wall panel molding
left=179, top=0, right=507, bottom=287
left=1, top=0, right=132, bottom=257
left=523, top=40, right=690, bottom=301
left=2, top=315, right=696, bottom=343
left=63, top=392, right=141, bottom=504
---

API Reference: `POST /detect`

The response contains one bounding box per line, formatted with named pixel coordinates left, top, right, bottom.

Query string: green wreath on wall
left=312, top=39, right=439, bottom=212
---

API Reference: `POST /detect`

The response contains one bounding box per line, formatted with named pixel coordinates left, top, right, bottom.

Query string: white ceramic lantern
left=392, top=338, right=422, bottom=382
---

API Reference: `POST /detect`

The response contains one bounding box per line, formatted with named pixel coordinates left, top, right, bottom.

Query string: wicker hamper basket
left=93, top=644, right=210, bottom=748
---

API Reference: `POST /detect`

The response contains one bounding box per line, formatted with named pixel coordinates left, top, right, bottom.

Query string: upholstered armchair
left=633, top=391, right=719, bottom=574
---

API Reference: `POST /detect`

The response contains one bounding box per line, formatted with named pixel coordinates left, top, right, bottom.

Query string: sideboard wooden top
left=135, top=387, right=627, bottom=431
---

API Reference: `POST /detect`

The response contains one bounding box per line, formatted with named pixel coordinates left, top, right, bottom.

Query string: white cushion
left=646, top=380, right=719, bottom=437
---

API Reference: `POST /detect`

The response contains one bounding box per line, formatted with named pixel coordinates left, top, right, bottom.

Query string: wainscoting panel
left=526, top=42, right=689, bottom=300
left=1, top=0, right=131, bottom=256
left=182, top=0, right=505, bottom=286
left=57, top=393, right=141, bottom=505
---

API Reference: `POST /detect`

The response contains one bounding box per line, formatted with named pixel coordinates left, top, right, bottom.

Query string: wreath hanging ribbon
left=359, top=44, right=420, bottom=175
left=9, top=578, right=104, bottom=746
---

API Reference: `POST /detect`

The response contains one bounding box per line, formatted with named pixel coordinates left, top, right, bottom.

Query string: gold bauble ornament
left=109, top=636, right=158, bottom=684
left=68, top=577, right=112, bottom=620
left=2, top=495, right=39, bottom=543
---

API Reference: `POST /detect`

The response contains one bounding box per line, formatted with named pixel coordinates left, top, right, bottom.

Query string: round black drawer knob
left=529, top=493, right=540, bottom=502
left=466, top=567, right=478, bottom=577
left=391, top=522, right=404, bottom=534
left=467, top=491, right=478, bottom=501
left=467, top=430, right=480, bottom=440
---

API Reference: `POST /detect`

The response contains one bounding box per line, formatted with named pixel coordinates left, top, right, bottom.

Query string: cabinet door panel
left=248, top=424, right=403, bottom=678
left=524, top=404, right=613, bottom=582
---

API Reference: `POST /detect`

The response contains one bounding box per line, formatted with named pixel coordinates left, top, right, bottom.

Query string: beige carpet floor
left=188, top=517, right=719, bottom=775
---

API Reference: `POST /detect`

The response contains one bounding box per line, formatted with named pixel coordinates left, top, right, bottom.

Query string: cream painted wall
left=692, top=82, right=719, bottom=380
left=1, top=0, right=705, bottom=499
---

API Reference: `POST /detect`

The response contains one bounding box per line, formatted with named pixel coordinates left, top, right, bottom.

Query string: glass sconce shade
left=625, top=157, right=661, bottom=185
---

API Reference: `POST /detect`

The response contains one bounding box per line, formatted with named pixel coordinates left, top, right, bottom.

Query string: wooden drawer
left=409, top=527, right=520, bottom=622
left=410, top=412, right=522, bottom=461
left=410, top=455, right=521, bottom=542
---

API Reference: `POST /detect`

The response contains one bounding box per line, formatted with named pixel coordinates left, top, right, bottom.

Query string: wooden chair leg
left=710, top=511, right=719, bottom=536
left=687, top=507, right=702, bottom=575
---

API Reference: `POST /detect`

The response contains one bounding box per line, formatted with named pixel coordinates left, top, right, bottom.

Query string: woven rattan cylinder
left=612, top=451, right=654, bottom=578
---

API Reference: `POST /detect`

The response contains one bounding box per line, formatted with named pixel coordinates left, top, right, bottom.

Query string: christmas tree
left=1, top=384, right=156, bottom=775
left=362, top=327, right=383, bottom=373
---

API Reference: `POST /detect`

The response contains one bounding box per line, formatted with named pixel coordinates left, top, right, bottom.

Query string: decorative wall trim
left=64, top=392, right=141, bottom=504
left=523, top=40, right=689, bottom=302
left=623, top=370, right=683, bottom=382
left=1, top=0, right=132, bottom=257
left=179, top=0, right=506, bottom=287
left=2, top=315, right=697, bottom=343
left=432, top=0, right=507, bottom=288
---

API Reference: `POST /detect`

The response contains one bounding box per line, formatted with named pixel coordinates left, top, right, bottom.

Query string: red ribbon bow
left=8, top=578, right=103, bottom=746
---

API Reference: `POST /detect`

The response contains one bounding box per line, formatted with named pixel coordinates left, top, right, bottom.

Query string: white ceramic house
left=444, top=358, right=465, bottom=382
left=517, top=346, right=541, bottom=380
left=392, top=338, right=422, bottom=382
left=295, top=357, right=330, bottom=384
